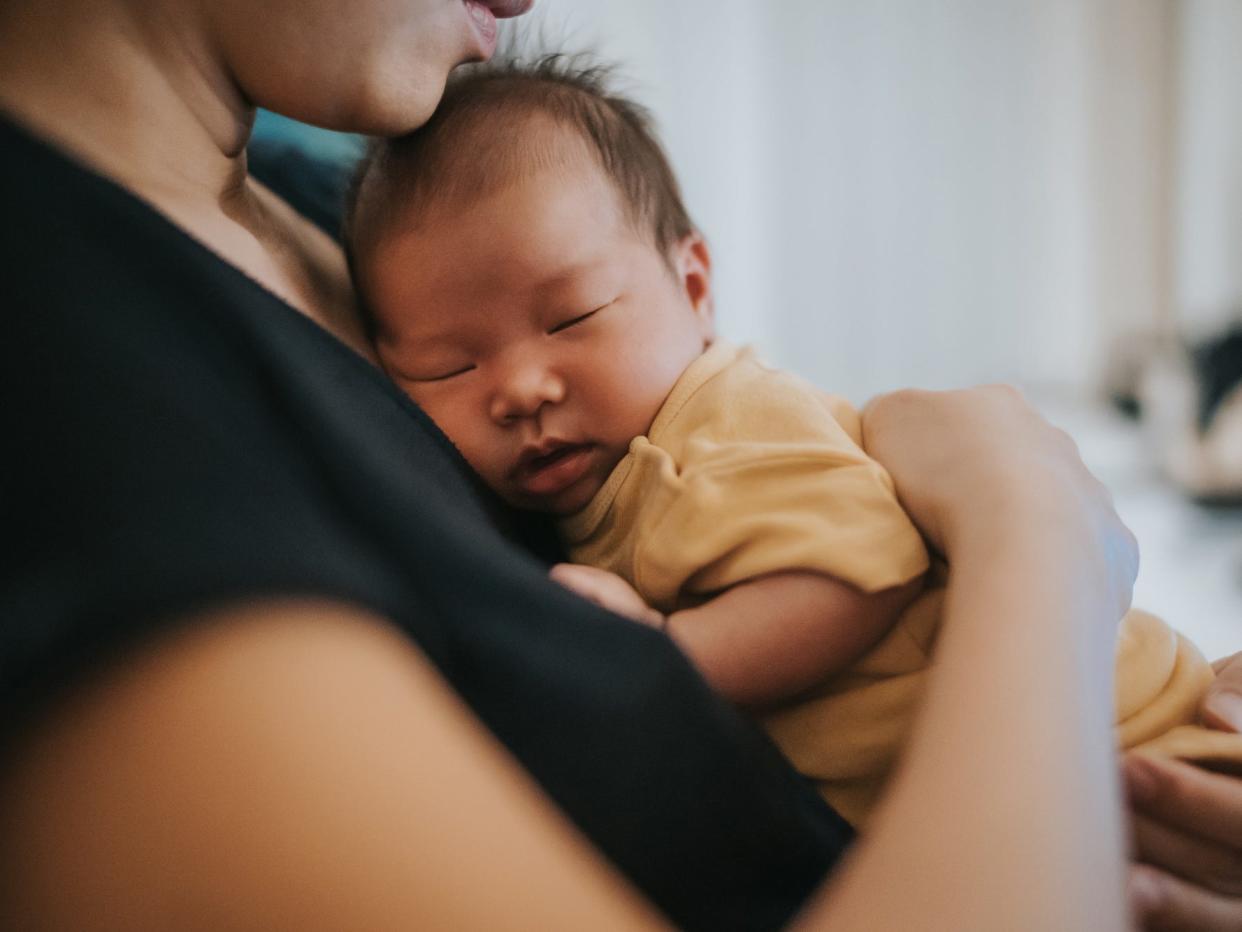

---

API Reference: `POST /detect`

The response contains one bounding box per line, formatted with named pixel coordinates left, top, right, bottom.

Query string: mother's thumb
left=1204, top=652, right=1242, bottom=732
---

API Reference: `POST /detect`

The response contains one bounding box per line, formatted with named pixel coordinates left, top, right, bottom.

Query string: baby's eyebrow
left=529, top=256, right=611, bottom=296
left=531, top=266, right=588, bottom=292
left=377, top=324, right=465, bottom=357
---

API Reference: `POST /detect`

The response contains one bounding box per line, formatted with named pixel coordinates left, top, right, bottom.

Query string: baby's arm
left=551, top=564, right=921, bottom=708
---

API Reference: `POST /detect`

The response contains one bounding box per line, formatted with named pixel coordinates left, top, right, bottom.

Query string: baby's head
left=346, top=56, right=714, bottom=516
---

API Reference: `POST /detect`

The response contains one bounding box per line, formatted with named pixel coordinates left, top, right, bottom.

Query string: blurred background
left=254, top=0, right=1241, bottom=658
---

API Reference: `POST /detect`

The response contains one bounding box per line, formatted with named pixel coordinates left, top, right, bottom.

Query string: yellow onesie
left=560, top=341, right=1242, bottom=826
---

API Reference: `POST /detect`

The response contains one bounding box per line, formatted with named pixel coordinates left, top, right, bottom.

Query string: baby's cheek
left=420, top=398, right=505, bottom=482
left=623, top=383, right=676, bottom=440
left=417, top=394, right=470, bottom=445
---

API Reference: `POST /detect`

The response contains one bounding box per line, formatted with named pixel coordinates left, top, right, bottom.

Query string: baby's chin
left=502, top=477, right=603, bottom=518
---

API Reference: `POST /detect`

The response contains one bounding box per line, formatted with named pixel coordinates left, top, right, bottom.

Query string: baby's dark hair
left=344, top=53, right=697, bottom=330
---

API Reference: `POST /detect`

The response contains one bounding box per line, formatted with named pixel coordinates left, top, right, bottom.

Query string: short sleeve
left=629, top=396, right=930, bottom=611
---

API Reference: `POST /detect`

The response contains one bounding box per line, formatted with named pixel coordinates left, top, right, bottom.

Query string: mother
left=1, top=1, right=1239, bottom=928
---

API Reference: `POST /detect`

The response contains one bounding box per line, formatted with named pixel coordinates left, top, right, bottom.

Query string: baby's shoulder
left=664, top=344, right=865, bottom=451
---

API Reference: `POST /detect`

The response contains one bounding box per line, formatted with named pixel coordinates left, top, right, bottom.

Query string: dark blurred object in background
left=1131, top=321, right=1242, bottom=504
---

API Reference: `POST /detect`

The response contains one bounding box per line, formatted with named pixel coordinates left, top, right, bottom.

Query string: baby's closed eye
left=409, top=363, right=476, bottom=382
left=548, top=300, right=614, bottom=334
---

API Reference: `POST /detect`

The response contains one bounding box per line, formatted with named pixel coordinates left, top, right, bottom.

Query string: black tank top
left=0, top=114, right=851, bottom=931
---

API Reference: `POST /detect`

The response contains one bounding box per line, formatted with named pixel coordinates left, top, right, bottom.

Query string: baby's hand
left=549, top=564, right=666, bottom=629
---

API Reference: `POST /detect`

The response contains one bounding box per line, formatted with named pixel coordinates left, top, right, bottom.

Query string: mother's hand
left=861, top=385, right=1139, bottom=620
left=1127, top=652, right=1242, bottom=930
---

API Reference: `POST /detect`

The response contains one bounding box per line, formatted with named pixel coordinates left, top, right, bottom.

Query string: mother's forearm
left=798, top=502, right=1130, bottom=931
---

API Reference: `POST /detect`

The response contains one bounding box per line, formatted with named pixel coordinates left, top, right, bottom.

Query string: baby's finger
left=549, top=563, right=610, bottom=603
left=549, top=562, right=586, bottom=587
left=549, top=562, right=605, bottom=590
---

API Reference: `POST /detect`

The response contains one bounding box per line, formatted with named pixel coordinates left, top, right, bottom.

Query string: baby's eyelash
left=549, top=304, right=609, bottom=334
left=417, top=364, right=476, bottom=382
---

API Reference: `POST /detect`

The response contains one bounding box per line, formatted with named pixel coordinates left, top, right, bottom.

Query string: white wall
left=756, top=0, right=1102, bottom=398
left=1174, top=0, right=1242, bottom=338
left=524, top=0, right=1221, bottom=403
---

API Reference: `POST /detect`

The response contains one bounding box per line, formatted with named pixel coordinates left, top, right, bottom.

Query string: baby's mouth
left=512, top=442, right=596, bottom=499
left=527, top=444, right=581, bottom=471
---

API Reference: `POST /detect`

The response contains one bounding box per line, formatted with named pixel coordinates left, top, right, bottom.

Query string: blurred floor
left=1037, top=396, right=1242, bottom=661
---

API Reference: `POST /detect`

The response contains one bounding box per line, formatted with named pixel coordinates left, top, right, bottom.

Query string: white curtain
left=527, top=0, right=1238, bottom=402
left=1175, top=0, right=1242, bottom=339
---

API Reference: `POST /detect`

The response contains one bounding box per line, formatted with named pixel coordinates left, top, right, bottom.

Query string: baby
left=345, top=56, right=1242, bottom=826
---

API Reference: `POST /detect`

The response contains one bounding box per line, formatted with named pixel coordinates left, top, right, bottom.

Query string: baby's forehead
left=366, top=136, right=645, bottom=288
left=368, top=152, right=644, bottom=319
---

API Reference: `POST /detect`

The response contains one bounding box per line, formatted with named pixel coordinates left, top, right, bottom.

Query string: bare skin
left=0, top=601, right=665, bottom=931
left=0, top=0, right=1238, bottom=928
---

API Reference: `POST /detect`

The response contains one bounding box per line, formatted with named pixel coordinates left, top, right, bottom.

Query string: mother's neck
left=0, top=0, right=378, bottom=364
left=0, top=0, right=251, bottom=215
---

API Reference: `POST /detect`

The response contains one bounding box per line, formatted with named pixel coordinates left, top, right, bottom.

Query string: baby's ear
left=673, top=233, right=715, bottom=340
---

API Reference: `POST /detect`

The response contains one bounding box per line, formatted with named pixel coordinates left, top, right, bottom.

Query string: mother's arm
left=817, top=385, right=1135, bottom=931
left=868, top=384, right=1242, bottom=932
left=0, top=386, right=1137, bottom=931
left=0, top=585, right=1130, bottom=932
left=1126, top=653, right=1242, bottom=930
left=0, top=600, right=667, bottom=931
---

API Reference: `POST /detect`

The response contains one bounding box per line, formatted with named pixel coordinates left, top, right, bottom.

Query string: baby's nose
left=490, top=366, right=566, bottom=423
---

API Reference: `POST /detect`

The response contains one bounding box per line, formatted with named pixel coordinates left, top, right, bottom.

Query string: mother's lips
left=482, top=0, right=534, bottom=19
